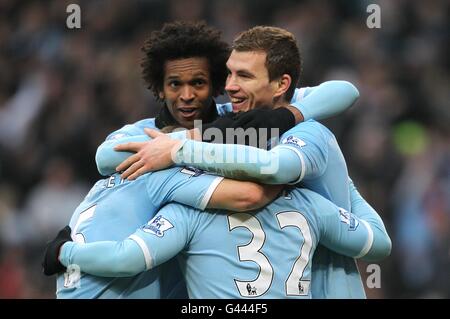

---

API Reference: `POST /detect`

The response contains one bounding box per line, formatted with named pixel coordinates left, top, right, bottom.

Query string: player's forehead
left=164, top=57, right=210, bottom=80
left=226, top=50, right=267, bottom=73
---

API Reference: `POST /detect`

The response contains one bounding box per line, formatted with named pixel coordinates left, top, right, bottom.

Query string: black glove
left=201, top=113, right=237, bottom=143
left=232, top=107, right=295, bottom=135
left=42, top=225, right=73, bottom=276
left=200, top=107, right=295, bottom=148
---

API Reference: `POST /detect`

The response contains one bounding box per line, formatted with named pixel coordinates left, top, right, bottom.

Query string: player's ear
left=159, top=91, right=165, bottom=100
left=273, top=74, right=291, bottom=99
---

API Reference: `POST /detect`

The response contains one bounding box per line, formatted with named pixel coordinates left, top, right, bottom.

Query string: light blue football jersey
left=276, top=120, right=365, bottom=298
left=56, top=167, right=223, bottom=299
left=129, top=188, right=372, bottom=299
left=92, top=84, right=369, bottom=298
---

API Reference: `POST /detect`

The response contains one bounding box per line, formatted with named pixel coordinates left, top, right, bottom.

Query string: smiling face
left=160, top=57, right=214, bottom=129
left=225, top=50, right=281, bottom=112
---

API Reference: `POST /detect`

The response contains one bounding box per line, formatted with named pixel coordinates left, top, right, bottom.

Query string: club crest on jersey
left=281, top=135, right=306, bottom=148
left=142, top=215, right=174, bottom=237
left=339, top=208, right=359, bottom=231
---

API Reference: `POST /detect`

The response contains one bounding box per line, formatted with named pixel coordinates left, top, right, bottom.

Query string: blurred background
left=0, top=0, right=448, bottom=298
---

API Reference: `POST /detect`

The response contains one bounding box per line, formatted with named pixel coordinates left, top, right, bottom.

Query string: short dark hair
left=142, top=21, right=230, bottom=100
left=232, top=26, right=302, bottom=101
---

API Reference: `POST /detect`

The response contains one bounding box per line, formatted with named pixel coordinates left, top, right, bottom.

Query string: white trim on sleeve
left=276, top=145, right=306, bottom=185
left=355, top=220, right=374, bottom=258
left=129, top=234, right=153, bottom=270
left=199, top=176, right=225, bottom=210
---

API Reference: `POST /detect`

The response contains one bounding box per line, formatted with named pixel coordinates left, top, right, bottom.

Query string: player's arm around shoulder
left=348, top=178, right=392, bottom=262
left=96, top=134, right=152, bottom=176
left=59, top=237, right=147, bottom=277
left=306, top=190, right=376, bottom=259
left=275, top=121, right=330, bottom=183
left=290, top=81, right=359, bottom=122
left=95, top=119, right=156, bottom=176
left=129, top=204, right=197, bottom=270
left=207, top=179, right=283, bottom=212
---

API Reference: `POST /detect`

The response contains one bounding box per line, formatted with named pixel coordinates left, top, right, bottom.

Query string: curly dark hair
left=142, top=21, right=230, bottom=100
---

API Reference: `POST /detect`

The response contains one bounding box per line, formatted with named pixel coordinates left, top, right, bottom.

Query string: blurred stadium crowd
left=0, top=0, right=448, bottom=298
